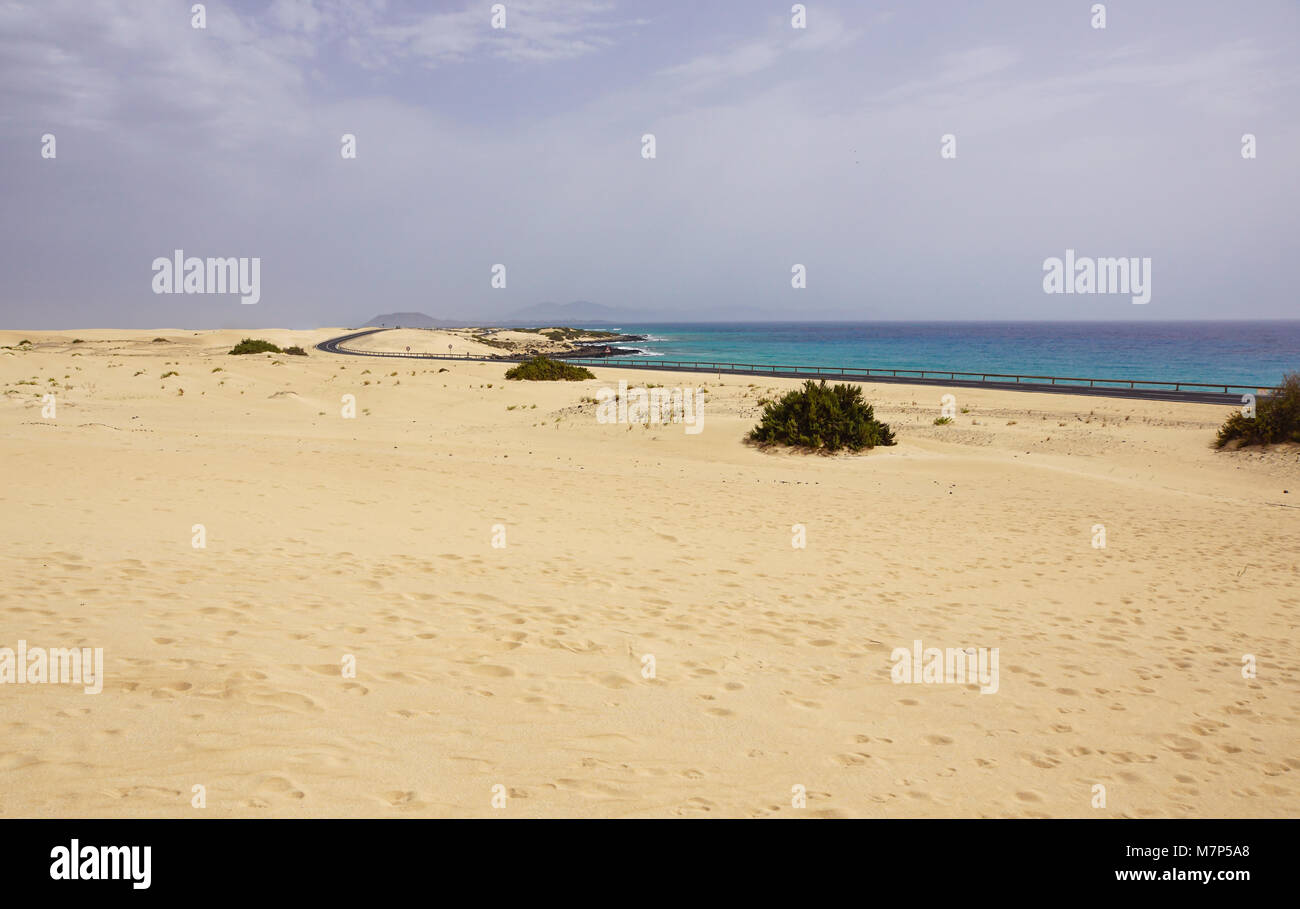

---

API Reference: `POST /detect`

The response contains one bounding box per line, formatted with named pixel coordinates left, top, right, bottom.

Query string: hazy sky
left=2, top=0, right=1298, bottom=328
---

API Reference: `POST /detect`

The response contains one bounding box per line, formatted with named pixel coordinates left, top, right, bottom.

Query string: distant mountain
left=362, top=302, right=665, bottom=329
left=363, top=312, right=457, bottom=328
left=359, top=303, right=794, bottom=328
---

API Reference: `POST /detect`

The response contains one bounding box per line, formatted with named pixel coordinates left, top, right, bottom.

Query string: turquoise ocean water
left=595, top=322, right=1298, bottom=388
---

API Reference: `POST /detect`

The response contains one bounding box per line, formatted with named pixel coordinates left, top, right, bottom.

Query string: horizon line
left=6, top=318, right=1300, bottom=331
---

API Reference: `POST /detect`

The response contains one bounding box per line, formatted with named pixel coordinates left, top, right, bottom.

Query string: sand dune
left=0, top=329, right=1296, bottom=817
left=343, top=326, right=622, bottom=358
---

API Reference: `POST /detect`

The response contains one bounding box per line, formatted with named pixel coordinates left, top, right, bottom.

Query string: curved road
left=316, top=329, right=1256, bottom=406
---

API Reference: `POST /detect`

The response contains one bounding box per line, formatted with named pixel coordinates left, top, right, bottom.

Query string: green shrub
left=505, top=356, right=595, bottom=381
left=934, top=416, right=952, bottom=426
left=282, top=345, right=307, bottom=356
left=1216, top=372, right=1300, bottom=448
left=229, top=338, right=282, bottom=355
left=748, top=380, right=896, bottom=452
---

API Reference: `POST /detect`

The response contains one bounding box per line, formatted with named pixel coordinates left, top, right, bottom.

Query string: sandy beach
left=1, top=328, right=1296, bottom=818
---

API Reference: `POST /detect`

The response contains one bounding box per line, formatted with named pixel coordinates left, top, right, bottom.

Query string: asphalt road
left=315, top=329, right=1255, bottom=406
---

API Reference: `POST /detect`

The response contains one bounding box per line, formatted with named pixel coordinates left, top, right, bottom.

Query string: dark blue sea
left=601, top=322, right=1299, bottom=388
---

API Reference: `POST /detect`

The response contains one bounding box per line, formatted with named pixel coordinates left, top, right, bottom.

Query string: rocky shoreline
left=484, top=332, right=648, bottom=360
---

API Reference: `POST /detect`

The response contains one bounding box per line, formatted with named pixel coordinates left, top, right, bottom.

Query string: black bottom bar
left=1, top=818, right=1287, bottom=896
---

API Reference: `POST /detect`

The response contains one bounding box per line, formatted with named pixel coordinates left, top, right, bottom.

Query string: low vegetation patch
left=748, top=380, right=896, bottom=452
left=505, top=356, right=595, bottom=381
left=534, top=327, right=618, bottom=342
left=229, top=338, right=282, bottom=355
left=1216, top=372, right=1300, bottom=448
left=282, top=345, right=307, bottom=356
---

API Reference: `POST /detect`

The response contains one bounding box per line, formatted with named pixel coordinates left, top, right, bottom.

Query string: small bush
left=505, top=356, right=595, bottom=381
left=748, top=380, right=895, bottom=452
left=72, top=339, right=84, bottom=344
left=283, top=346, right=307, bottom=356
left=152, top=337, right=169, bottom=343
left=934, top=416, right=952, bottom=426
left=1216, top=372, right=1300, bottom=448
left=229, top=338, right=282, bottom=355
left=161, top=370, right=178, bottom=378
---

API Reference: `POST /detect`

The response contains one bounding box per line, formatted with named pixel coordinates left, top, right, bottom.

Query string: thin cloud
left=357, top=0, right=643, bottom=69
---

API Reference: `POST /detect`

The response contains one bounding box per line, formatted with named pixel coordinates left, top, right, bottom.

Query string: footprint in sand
left=808, top=808, right=850, bottom=818
left=151, top=681, right=193, bottom=698
left=246, top=690, right=319, bottom=712
left=554, top=778, right=630, bottom=797
left=589, top=672, right=633, bottom=689
left=673, top=797, right=718, bottom=815
left=832, top=752, right=873, bottom=767
left=257, top=776, right=306, bottom=800
left=105, top=785, right=183, bottom=800
left=470, top=664, right=515, bottom=678
left=1159, top=734, right=1204, bottom=754
left=380, top=790, right=427, bottom=809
